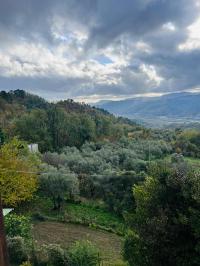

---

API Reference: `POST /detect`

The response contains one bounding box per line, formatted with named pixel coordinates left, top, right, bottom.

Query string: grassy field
left=19, top=197, right=125, bottom=235
left=162, top=155, right=200, bottom=169
left=185, top=157, right=200, bottom=168
left=64, top=202, right=125, bottom=235
left=33, top=221, right=125, bottom=265
left=18, top=198, right=127, bottom=265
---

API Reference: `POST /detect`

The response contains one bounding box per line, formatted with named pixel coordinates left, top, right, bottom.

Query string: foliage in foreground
left=8, top=238, right=101, bottom=266
left=0, top=138, right=39, bottom=206
left=5, top=214, right=31, bottom=239
left=124, top=162, right=200, bottom=266
left=7, top=236, right=29, bottom=264
left=68, top=241, right=101, bottom=266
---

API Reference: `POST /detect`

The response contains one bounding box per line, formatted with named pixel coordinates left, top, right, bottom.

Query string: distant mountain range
left=95, top=92, right=200, bottom=126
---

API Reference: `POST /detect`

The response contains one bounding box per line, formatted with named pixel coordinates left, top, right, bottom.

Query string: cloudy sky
left=0, top=0, right=200, bottom=102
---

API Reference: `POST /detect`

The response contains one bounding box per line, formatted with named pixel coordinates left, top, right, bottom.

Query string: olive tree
left=39, top=166, right=79, bottom=210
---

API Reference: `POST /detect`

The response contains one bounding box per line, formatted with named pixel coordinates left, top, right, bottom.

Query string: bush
left=123, top=231, right=144, bottom=266
left=103, top=261, right=128, bottom=266
left=46, top=244, right=68, bottom=266
left=31, top=245, right=49, bottom=266
left=31, top=244, right=68, bottom=266
left=20, top=262, right=32, bottom=266
left=68, top=241, right=101, bottom=266
left=7, top=236, right=29, bottom=264
left=171, top=153, right=184, bottom=163
left=5, top=214, right=31, bottom=239
left=124, top=163, right=200, bottom=266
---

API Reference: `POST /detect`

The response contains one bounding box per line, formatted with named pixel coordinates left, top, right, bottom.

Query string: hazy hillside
left=95, top=92, right=200, bottom=126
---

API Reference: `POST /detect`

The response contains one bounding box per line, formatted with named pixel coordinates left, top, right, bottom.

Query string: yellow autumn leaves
left=0, top=138, right=39, bottom=206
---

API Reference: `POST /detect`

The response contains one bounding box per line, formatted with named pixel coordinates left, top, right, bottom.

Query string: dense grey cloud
left=87, top=0, right=198, bottom=48
left=0, top=0, right=200, bottom=102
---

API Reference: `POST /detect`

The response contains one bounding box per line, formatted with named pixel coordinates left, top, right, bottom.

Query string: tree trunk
left=0, top=197, right=10, bottom=266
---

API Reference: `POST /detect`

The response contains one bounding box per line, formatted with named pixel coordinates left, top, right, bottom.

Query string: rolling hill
left=95, top=92, right=200, bottom=126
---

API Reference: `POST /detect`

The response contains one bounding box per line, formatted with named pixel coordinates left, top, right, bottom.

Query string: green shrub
left=46, top=244, right=68, bottom=266
left=123, top=231, right=142, bottom=266
left=124, top=164, right=200, bottom=265
left=5, top=214, right=31, bottom=239
left=68, top=241, right=101, bottom=266
left=20, top=262, right=32, bottom=266
left=7, top=236, right=29, bottom=264
left=103, top=261, right=128, bottom=266
left=31, top=245, right=49, bottom=266
left=31, top=244, right=68, bottom=266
